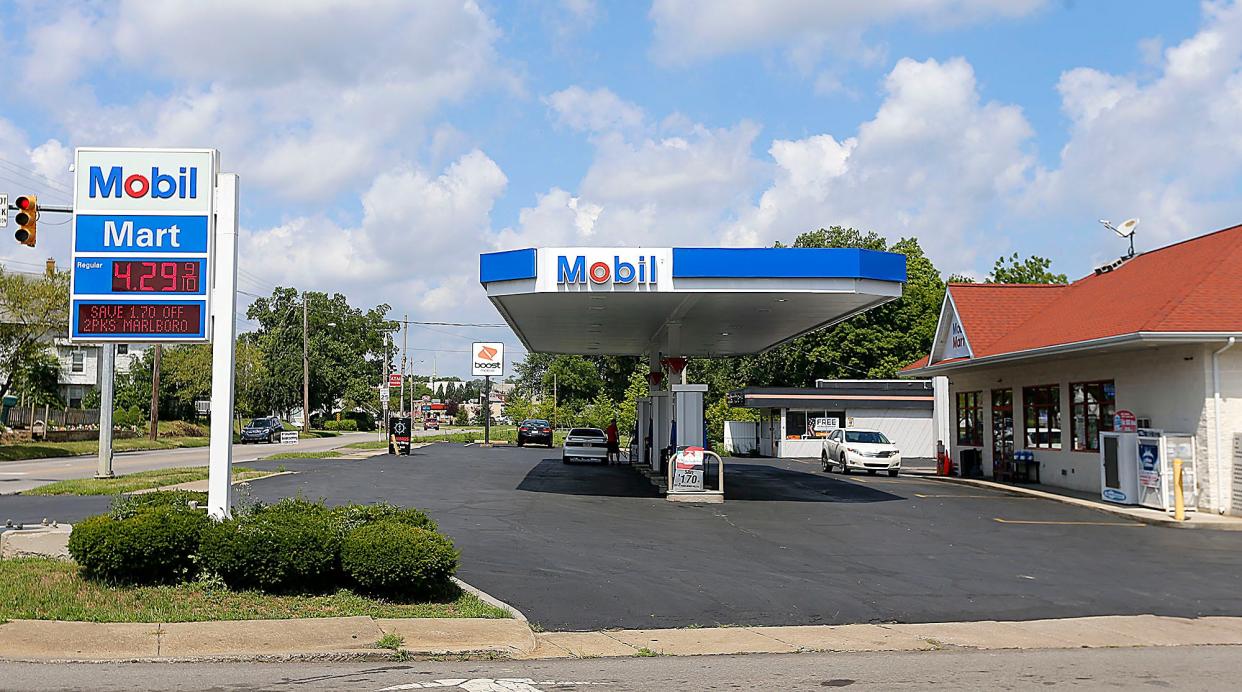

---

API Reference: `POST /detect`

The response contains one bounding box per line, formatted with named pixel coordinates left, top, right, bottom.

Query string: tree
left=0, top=268, right=69, bottom=403
left=988, top=253, right=1067, bottom=284
left=246, top=287, right=391, bottom=419
left=455, top=407, right=469, bottom=426
left=11, top=348, right=63, bottom=406
left=504, top=394, right=534, bottom=423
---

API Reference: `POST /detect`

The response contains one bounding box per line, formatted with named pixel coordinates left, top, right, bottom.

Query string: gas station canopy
left=479, top=247, right=906, bottom=356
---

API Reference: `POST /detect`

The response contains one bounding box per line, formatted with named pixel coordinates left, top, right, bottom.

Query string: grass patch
left=345, top=439, right=390, bottom=450
left=23, top=466, right=264, bottom=496
left=262, top=450, right=340, bottom=460
left=376, top=632, right=405, bottom=650
left=634, top=647, right=659, bottom=657
left=0, top=436, right=212, bottom=463
left=0, top=557, right=511, bottom=622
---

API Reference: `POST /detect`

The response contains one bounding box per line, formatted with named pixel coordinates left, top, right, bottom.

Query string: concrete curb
left=453, top=576, right=528, bottom=622
left=921, top=475, right=1242, bottom=530
left=2, top=614, right=1240, bottom=663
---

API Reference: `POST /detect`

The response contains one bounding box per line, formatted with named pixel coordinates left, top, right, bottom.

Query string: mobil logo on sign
left=74, top=149, right=216, bottom=214
left=88, top=165, right=200, bottom=201
left=557, top=254, right=657, bottom=286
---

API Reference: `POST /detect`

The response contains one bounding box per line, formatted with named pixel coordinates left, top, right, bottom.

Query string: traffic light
left=14, top=195, right=37, bottom=247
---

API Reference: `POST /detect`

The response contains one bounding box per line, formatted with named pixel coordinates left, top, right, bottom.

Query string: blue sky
left=0, top=1, right=1238, bottom=375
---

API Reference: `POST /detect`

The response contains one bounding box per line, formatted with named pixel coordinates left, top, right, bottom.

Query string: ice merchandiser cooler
left=1100, top=430, right=1198, bottom=512
left=1100, top=431, right=1140, bottom=504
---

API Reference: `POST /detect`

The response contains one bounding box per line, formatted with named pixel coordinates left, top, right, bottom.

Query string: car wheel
left=562, top=457, right=570, bottom=464
left=888, top=469, right=899, bottom=477
left=517, top=438, right=524, bottom=447
left=839, top=454, right=850, bottom=474
left=821, top=453, right=829, bottom=472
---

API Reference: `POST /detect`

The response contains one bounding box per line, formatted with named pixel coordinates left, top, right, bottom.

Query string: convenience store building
left=902, top=225, right=1242, bottom=515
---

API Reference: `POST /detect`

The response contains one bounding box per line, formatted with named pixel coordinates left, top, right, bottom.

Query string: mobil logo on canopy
left=557, top=253, right=658, bottom=286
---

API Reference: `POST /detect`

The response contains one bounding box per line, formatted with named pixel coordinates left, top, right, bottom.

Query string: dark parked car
left=241, top=416, right=284, bottom=444
left=424, top=417, right=440, bottom=431
left=517, top=419, right=553, bottom=447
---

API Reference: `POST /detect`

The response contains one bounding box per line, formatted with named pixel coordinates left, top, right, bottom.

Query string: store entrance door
left=991, top=389, right=1013, bottom=478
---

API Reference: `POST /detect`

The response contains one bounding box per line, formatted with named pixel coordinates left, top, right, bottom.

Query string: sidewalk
left=3, top=614, right=1241, bottom=662
left=913, top=471, right=1242, bottom=530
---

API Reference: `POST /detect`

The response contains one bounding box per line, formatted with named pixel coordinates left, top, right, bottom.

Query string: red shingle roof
left=907, top=224, right=1242, bottom=370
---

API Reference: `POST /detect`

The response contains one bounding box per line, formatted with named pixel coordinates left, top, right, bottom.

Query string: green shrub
left=109, top=490, right=207, bottom=519
left=329, top=502, right=437, bottom=536
left=340, top=410, right=375, bottom=431
left=322, top=419, right=359, bottom=431
left=198, top=498, right=341, bottom=592
left=67, top=506, right=209, bottom=585
left=112, top=405, right=143, bottom=428
left=341, top=522, right=459, bottom=597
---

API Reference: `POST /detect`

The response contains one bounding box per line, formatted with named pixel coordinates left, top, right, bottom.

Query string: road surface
left=1, top=645, right=1238, bottom=690
left=0, top=431, right=374, bottom=495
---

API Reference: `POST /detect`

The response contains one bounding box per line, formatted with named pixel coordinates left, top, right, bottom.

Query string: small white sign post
left=472, top=342, right=504, bottom=445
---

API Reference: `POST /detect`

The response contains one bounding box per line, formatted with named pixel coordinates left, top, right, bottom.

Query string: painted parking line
left=993, top=517, right=1144, bottom=527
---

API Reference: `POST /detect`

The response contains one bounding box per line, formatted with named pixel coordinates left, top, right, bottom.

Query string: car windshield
left=845, top=431, right=890, bottom=444
left=569, top=428, right=603, bottom=437
left=248, top=418, right=269, bottom=427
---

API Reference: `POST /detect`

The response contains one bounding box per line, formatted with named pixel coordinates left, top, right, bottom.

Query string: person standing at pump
left=605, top=417, right=620, bottom=464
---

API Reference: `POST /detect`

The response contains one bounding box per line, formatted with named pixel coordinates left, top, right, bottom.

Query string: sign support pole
left=484, top=375, right=491, bottom=445
left=207, top=173, right=239, bottom=520
left=95, top=344, right=115, bottom=478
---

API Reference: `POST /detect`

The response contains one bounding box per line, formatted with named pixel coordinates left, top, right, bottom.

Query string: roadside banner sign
left=280, top=430, right=299, bottom=445
left=389, top=416, right=412, bottom=456
left=671, top=446, right=705, bottom=492
left=70, top=148, right=219, bottom=343
left=389, top=373, right=403, bottom=388
left=472, top=342, right=504, bottom=377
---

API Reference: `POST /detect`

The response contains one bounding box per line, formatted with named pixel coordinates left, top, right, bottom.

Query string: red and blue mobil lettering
left=74, top=215, right=210, bottom=254
left=557, top=255, right=657, bottom=285
left=88, top=165, right=199, bottom=200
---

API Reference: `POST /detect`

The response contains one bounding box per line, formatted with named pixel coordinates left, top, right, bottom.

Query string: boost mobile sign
left=472, top=342, right=504, bottom=377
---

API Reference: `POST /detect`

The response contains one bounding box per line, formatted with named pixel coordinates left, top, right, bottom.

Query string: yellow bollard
left=1173, top=458, right=1185, bottom=521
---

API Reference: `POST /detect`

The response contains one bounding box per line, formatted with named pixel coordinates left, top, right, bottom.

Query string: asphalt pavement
left=4, top=645, right=1241, bottom=691
left=10, top=444, right=1242, bottom=632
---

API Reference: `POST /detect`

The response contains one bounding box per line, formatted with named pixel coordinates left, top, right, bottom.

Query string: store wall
left=1211, top=346, right=1242, bottom=515
left=946, top=344, right=1211, bottom=498
left=849, top=407, right=934, bottom=458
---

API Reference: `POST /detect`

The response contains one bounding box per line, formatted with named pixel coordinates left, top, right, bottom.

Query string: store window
left=956, top=391, right=983, bottom=446
left=1071, top=381, right=1115, bottom=452
left=785, top=410, right=807, bottom=439
left=1023, top=385, right=1062, bottom=450
left=117, top=344, right=129, bottom=355
left=71, top=351, right=85, bottom=373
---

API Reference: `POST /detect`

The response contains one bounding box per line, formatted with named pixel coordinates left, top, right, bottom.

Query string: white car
left=822, top=428, right=902, bottom=476
left=562, top=427, right=609, bottom=464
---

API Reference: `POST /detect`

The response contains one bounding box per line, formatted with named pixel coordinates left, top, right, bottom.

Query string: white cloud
left=1025, top=0, right=1242, bottom=247
left=728, top=57, right=1034, bottom=267
left=546, top=86, right=646, bottom=134
left=244, top=150, right=507, bottom=306
left=649, top=0, right=1046, bottom=65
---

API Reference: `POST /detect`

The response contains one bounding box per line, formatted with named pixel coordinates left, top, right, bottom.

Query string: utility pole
left=401, top=314, right=408, bottom=416
left=96, top=344, right=115, bottom=478
left=148, top=344, right=162, bottom=441
left=302, top=292, right=310, bottom=433
left=552, top=372, right=558, bottom=431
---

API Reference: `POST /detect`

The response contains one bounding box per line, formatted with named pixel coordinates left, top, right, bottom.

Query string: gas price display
left=111, top=260, right=200, bottom=293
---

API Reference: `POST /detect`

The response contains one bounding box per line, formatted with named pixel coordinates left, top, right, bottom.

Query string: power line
left=0, top=156, right=73, bottom=194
